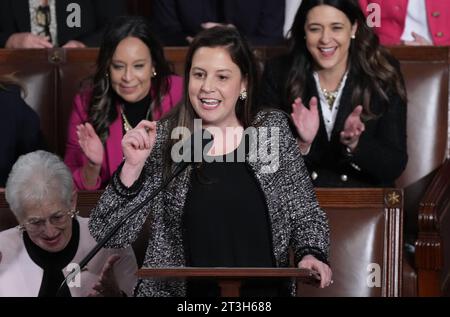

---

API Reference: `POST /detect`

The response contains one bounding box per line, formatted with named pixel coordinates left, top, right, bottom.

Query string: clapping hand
left=291, top=97, right=320, bottom=147
left=76, top=122, right=104, bottom=167
left=340, top=105, right=365, bottom=151
left=88, top=254, right=123, bottom=297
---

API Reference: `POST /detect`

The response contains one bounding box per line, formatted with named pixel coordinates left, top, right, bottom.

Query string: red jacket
left=359, top=0, right=450, bottom=45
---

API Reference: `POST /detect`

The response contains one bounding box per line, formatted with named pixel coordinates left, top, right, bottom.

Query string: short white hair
left=5, top=150, right=73, bottom=220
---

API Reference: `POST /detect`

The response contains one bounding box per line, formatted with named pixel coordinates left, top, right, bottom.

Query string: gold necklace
left=120, top=108, right=133, bottom=132
left=321, top=88, right=339, bottom=110
left=320, top=74, right=346, bottom=110
left=120, top=104, right=152, bottom=133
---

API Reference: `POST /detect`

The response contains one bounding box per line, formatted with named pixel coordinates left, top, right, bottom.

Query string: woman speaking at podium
left=89, top=26, right=332, bottom=297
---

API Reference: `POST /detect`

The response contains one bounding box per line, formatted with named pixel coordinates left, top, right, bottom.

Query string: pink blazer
left=64, top=75, right=183, bottom=190
left=359, top=0, right=450, bottom=45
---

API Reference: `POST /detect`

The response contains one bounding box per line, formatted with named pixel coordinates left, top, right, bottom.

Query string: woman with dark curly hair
left=260, top=0, right=408, bottom=187
left=64, top=16, right=183, bottom=190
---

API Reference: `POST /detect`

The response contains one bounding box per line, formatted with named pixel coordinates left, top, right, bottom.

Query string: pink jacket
left=64, top=75, right=183, bottom=190
left=359, top=0, right=450, bottom=45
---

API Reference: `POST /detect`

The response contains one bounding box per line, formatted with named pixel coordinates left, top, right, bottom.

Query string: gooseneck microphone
left=57, top=129, right=213, bottom=296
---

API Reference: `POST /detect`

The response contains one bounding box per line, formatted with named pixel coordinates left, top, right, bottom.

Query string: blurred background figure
left=0, top=0, right=126, bottom=48
left=0, top=75, right=46, bottom=189
left=64, top=16, right=183, bottom=190
left=359, top=0, right=450, bottom=46
left=150, top=0, right=285, bottom=46
left=0, top=150, right=137, bottom=297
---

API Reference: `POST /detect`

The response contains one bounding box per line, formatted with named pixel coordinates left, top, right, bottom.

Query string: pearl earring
left=239, top=90, right=247, bottom=101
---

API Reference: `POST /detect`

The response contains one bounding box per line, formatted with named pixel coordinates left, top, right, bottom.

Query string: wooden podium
left=137, top=267, right=320, bottom=297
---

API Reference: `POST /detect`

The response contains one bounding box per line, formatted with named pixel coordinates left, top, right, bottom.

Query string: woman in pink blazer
left=65, top=16, right=183, bottom=190
left=359, top=0, right=450, bottom=46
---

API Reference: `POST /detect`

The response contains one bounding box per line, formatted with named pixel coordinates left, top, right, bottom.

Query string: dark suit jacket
left=0, top=85, right=46, bottom=187
left=0, top=0, right=126, bottom=47
left=260, top=55, right=408, bottom=187
left=150, top=0, right=285, bottom=46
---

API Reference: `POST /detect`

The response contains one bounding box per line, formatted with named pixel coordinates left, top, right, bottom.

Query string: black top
left=121, top=94, right=153, bottom=131
left=23, top=218, right=80, bottom=297
left=183, top=147, right=289, bottom=296
left=0, top=85, right=46, bottom=187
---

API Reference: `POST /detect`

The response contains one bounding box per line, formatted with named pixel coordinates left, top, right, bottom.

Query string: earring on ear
left=152, top=70, right=157, bottom=77
left=104, top=73, right=110, bottom=92
left=239, top=90, right=247, bottom=101
left=351, top=34, right=356, bottom=39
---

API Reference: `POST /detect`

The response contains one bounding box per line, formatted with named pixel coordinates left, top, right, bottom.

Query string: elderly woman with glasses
left=0, top=150, right=137, bottom=297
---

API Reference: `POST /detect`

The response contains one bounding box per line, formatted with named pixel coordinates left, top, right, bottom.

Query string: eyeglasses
left=36, top=5, right=52, bottom=43
left=18, top=210, right=78, bottom=234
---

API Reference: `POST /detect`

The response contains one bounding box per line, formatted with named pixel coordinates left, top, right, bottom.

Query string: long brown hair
left=287, top=0, right=406, bottom=116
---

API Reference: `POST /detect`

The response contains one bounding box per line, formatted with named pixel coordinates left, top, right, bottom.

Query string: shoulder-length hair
left=89, top=16, right=172, bottom=143
left=287, top=0, right=406, bottom=116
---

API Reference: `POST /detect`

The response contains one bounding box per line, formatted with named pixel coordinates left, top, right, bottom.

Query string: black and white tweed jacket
left=88, top=110, right=330, bottom=296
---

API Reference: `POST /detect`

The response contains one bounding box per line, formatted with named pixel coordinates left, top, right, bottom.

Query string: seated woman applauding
left=65, top=16, right=183, bottom=190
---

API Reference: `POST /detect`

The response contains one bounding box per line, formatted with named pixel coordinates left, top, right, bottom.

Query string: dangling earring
left=152, top=70, right=157, bottom=77
left=103, top=73, right=110, bottom=94
left=239, top=90, right=247, bottom=101
left=351, top=34, right=356, bottom=39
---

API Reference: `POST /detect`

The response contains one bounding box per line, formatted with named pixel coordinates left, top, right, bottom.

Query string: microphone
left=57, top=129, right=213, bottom=296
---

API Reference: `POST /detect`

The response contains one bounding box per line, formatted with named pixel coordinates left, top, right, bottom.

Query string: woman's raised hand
left=77, top=122, right=104, bottom=166
left=120, top=120, right=157, bottom=186
left=340, top=105, right=365, bottom=151
left=291, top=97, right=320, bottom=146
